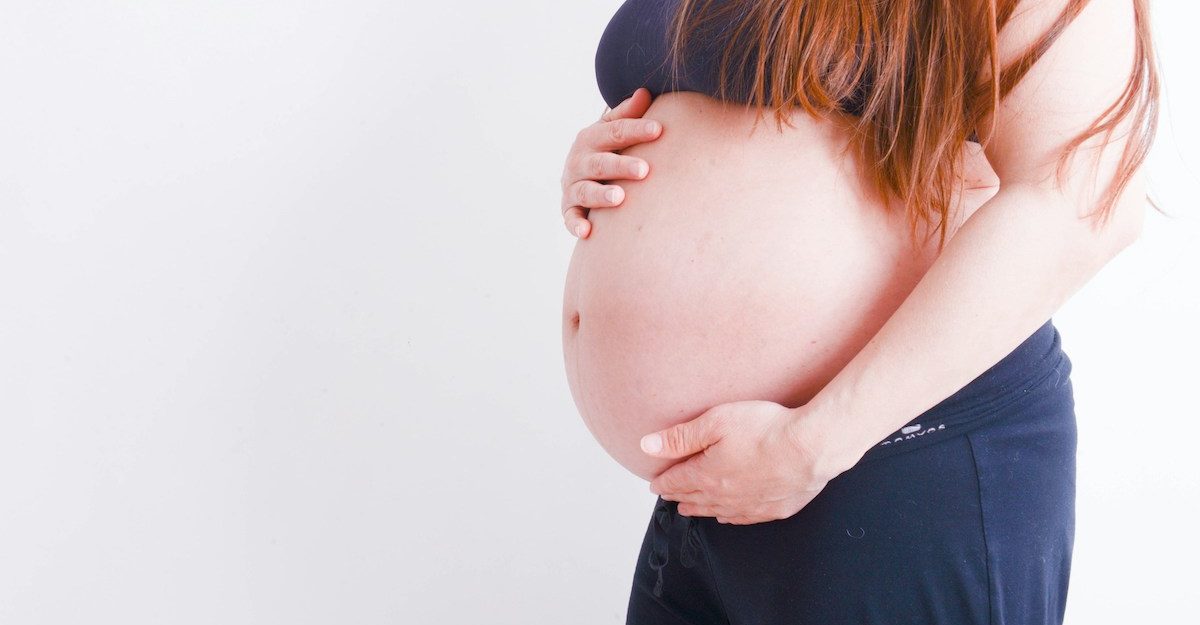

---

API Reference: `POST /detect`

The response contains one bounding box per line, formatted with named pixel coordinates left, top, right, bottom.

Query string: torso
left=561, top=92, right=982, bottom=481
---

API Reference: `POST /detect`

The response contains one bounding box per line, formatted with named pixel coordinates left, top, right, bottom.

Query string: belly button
left=570, top=311, right=581, bottom=331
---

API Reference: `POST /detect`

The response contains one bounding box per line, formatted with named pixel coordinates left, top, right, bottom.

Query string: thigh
left=695, top=384, right=1077, bottom=625
left=966, top=376, right=1078, bottom=625
left=698, top=433, right=993, bottom=625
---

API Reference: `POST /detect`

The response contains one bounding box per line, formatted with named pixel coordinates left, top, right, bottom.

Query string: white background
left=0, top=1, right=1195, bottom=623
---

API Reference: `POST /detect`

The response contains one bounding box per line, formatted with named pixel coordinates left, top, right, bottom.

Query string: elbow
left=1069, top=210, right=1140, bottom=279
left=1055, top=181, right=1147, bottom=272
left=1084, top=203, right=1142, bottom=269
left=1061, top=165, right=1149, bottom=261
left=1070, top=200, right=1143, bottom=278
left=1113, top=210, right=1144, bottom=251
left=1102, top=177, right=1149, bottom=255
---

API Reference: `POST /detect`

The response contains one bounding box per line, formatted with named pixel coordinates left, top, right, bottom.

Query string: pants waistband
left=857, top=318, right=1070, bottom=464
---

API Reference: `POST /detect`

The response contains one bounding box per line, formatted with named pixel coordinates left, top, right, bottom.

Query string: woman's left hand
left=641, top=400, right=860, bottom=525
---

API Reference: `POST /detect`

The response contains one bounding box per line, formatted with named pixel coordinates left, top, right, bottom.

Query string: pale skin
left=560, top=0, right=1147, bottom=524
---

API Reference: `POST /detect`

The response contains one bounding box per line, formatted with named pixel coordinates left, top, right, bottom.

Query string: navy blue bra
left=594, top=0, right=866, bottom=115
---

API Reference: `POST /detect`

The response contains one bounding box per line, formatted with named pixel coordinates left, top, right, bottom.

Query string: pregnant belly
left=562, top=93, right=967, bottom=481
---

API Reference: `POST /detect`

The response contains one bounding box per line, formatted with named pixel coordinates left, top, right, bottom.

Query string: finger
left=600, top=87, right=653, bottom=122
left=562, top=206, right=591, bottom=238
left=650, top=459, right=712, bottom=495
left=677, top=502, right=728, bottom=518
left=569, top=151, right=650, bottom=184
left=658, top=488, right=705, bottom=504
left=716, top=516, right=755, bottom=525
left=580, top=117, right=663, bottom=153
left=565, top=179, right=626, bottom=212
left=641, top=408, right=727, bottom=459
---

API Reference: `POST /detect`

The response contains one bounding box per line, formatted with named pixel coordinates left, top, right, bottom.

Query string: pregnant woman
left=560, top=0, right=1158, bottom=623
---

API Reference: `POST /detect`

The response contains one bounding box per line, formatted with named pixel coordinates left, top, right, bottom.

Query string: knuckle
left=703, top=412, right=731, bottom=441
left=665, top=426, right=690, bottom=452
left=574, top=182, right=591, bottom=206
left=598, top=153, right=621, bottom=180
left=586, top=153, right=607, bottom=179
left=607, top=121, right=625, bottom=143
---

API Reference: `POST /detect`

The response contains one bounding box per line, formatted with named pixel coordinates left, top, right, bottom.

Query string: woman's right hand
left=560, top=87, right=663, bottom=239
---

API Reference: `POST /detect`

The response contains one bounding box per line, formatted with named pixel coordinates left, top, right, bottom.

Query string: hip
left=626, top=328, right=1078, bottom=623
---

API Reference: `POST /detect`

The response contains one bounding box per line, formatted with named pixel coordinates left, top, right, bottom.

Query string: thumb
left=640, top=410, right=723, bottom=459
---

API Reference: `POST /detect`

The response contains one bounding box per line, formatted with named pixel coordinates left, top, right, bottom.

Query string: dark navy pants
left=626, top=319, right=1076, bottom=625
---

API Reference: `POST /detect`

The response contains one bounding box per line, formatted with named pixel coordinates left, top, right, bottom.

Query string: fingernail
left=641, top=433, right=662, bottom=454
left=605, top=187, right=621, bottom=203
left=644, top=121, right=659, bottom=135
left=574, top=223, right=586, bottom=237
left=635, top=162, right=648, bottom=178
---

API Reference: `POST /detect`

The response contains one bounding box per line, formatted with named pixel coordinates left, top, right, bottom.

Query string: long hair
left=664, top=0, right=1160, bottom=251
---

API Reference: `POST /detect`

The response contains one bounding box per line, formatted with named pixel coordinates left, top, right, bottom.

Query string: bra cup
left=594, top=0, right=865, bottom=116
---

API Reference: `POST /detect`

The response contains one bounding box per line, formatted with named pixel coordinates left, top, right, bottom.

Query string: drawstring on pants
left=648, top=496, right=703, bottom=598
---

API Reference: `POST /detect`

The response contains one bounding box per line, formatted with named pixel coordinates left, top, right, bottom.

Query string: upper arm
left=980, top=0, right=1151, bottom=236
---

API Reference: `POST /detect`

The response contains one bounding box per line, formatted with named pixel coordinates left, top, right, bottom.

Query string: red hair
left=665, top=0, right=1160, bottom=250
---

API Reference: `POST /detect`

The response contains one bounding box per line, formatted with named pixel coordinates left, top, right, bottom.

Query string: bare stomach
left=562, top=92, right=981, bottom=481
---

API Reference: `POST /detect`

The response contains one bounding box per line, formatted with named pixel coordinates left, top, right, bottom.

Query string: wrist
left=785, top=403, right=869, bottom=480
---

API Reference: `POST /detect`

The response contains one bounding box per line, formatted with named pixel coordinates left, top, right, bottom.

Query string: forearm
left=793, top=181, right=1143, bottom=474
